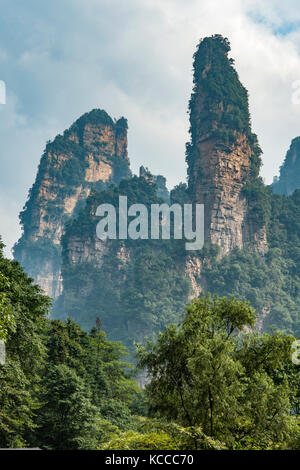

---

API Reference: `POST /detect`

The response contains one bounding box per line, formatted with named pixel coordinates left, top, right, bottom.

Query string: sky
left=1, top=0, right=300, bottom=258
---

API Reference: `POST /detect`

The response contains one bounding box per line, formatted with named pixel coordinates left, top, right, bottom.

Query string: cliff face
left=56, top=177, right=190, bottom=350
left=271, top=137, right=300, bottom=196
left=14, top=109, right=131, bottom=298
left=187, top=35, right=267, bottom=256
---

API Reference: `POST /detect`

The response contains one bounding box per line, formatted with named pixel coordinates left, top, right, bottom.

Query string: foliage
left=14, top=238, right=62, bottom=279
left=35, top=364, right=100, bottom=450
left=170, top=183, right=190, bottom=205
left=0, top=241, right=50, bottom=447
left=100, top=417, right=226, bottom=450
left=137, top=295, right=298, bottom=449
left=1, top=234, right=300, bottom=450
left=0, top=274, right=14, bottom=341
left=201, top=187, right=300, bottom=336
left=186, top=35, right=262, bottom=188
left=0, top=240, right=141, bottom=449
left=5, top=34, right=300, bottom=451
left=56, top=176, right=190, bottom=353
left=242, top=177, right=271, bottom=227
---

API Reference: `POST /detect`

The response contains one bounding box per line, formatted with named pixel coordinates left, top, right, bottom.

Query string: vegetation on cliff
left=14, top=109, right=131, bottom=298
left=17, top=110, right=130, bottom=238
left=51, top=35, right=300, bottom=353
left=13, top=34, right=300, bottom=361
left=6, top=33, right=300, bottom=451
left=186, top=34, right=262, bottom=187
left=200, top=188, right=300, bottom=336
left=56, top=175, right=190, bottom=352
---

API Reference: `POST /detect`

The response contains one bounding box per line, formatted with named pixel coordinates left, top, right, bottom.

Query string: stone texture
left=190, top=134, right=253, bottom=255
left=14, top=110, right=130, bottom=298
left=187, top=38, right=267, bottom=259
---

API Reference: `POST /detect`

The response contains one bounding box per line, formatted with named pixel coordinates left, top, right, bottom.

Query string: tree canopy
left=137, top=295, right=299, bottom=449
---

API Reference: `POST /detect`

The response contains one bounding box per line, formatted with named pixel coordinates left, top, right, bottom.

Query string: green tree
left=0, top=240, right=50, bottom=447
left=100, top=417, right=225, bottom=450
left=0, top=273, right=14, bottom=341
left=137, top=295, right=297, bottom=449
left=36, top=364, right=101, bottom=450
left=34, top=318, right=139, bottom=448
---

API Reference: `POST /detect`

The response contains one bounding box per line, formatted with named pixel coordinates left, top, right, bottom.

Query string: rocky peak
left=67, top=110, right=128, bottom=162
left=186, top=35, right=266, bottom=255
left=14, top=109, right=131, bottom=298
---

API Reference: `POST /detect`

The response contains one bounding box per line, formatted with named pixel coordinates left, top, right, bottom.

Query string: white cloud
left=1, top=0, right=300, bottom=257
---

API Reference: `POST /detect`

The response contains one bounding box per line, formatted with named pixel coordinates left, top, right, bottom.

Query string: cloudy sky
left=1, top=0, right=300, bottom=257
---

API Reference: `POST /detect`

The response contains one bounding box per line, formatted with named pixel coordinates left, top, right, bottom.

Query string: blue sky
left=1, top=0, right=300, bottom=257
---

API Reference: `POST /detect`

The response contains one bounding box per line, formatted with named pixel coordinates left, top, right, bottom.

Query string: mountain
left=14, top=35, right=300, bottom=350
left=186, top=35, right=267, bottom=255
left=52, top=35, right=274, bottom=349
left=271, top=137, right=300, bottom=196
left=14, top=109, right=131, bottom=297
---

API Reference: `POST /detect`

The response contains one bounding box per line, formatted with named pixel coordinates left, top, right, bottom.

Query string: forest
left=0, top=239, right=299, bottom=450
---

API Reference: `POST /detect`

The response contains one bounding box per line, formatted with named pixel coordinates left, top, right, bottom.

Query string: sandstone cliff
left=186, top=35, right=267, bottom=257
left=14, top=109, right=131, bottom=298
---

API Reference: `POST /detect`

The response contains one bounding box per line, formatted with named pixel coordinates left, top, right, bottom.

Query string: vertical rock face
left=190, top=134, right=251, bottom=254
left=271, top=137, right=300, bottom=196
left=186, top=35, right=266, bottom=256
left=14, top=109, right=131, bottom=298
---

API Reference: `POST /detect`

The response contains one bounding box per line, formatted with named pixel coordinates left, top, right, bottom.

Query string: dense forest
left=0, top=240, right=300, bottom=449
